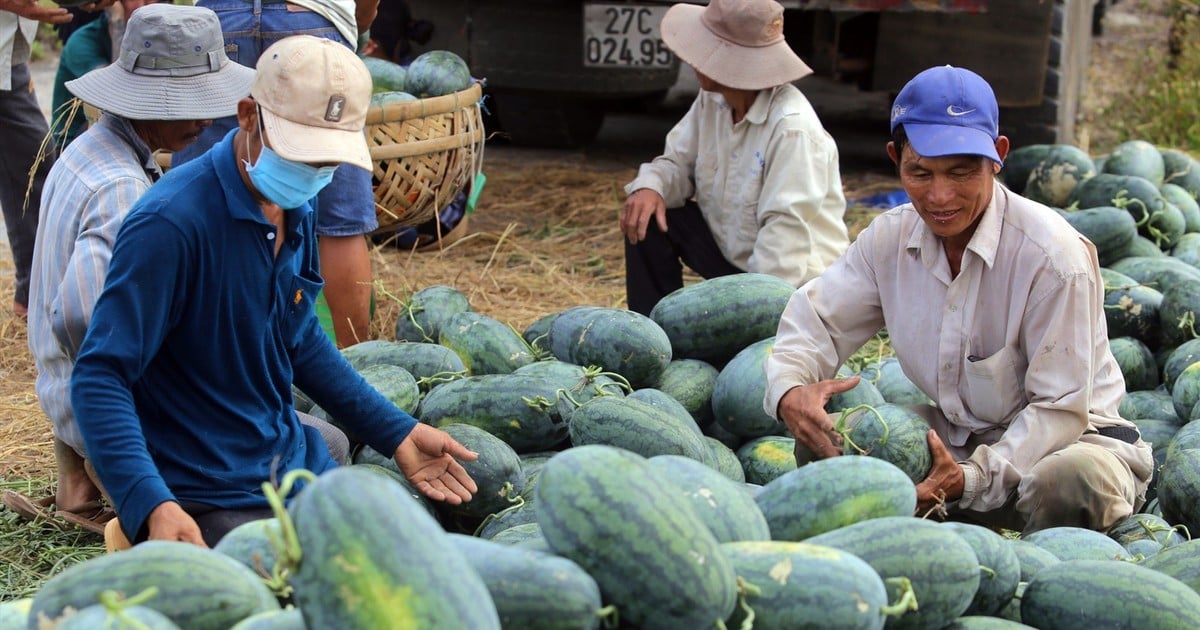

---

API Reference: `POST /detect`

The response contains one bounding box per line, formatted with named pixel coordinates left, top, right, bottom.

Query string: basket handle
left=369, top=127, right=486, bottom=161
left=365, top=82, right=484, bottom=124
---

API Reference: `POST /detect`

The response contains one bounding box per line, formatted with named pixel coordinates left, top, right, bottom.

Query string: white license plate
left=583, top=3, right=675, bottom=68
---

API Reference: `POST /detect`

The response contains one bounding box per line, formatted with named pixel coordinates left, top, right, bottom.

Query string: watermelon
left=439, top=311, right=534, bottom=375
left=1161, top=147, right=1200, bottom=197
left=704, top=436, right=746, bottom=483
left=228, top=608, right=305, bottom=630
left=28, top=541, right=280, bottom=629
left=362, top=55, right=408, bottom=93
left=369, top=91, right=418, bottom=107
left=212, top=518, right=282, bottom=578
left=653, top=358, right=720, bottom=429
left=648, top=454, right=771, bottom=543
left=1163, top=338, right=1200, bottom=391
left=394, top=284, right=471, bottom=343
left=535, top=445, right=739, bottom=629
left=568, top=395, right=712, bottom=463
left=1023, top=144, right=1096, bottom=207
left=55, top=601, right=180, bottom=630
left=628, top=387, right=708, bottom=444
left=1162, top=183, right=1200, bottom=233
left=1001, top=144, right=1053, bottom=194
left=418, top=373, right=573, bottom=453
left=836, top=403, right=933, bottom=483
left=941, top=522, right=1022, bottom=617
left=1103, top=139, right=1166, bottom=186
left=347, top=455, right=440, bottom=520
left=446, top=534, right=607, bottom=630
left=711, top=336, right=779, bottom=439
left=1103, top=278, right=1162, bottom=347
left=720, top=540, right=911, bottom=629
left=546, top=306, right=672, bottom=389
left=1139, top=538, right=1200, bottom=595
left=1159, top=279, right=1200, bottom=350
left=404, top=50, right=473, bottom=98
left=514, top=359, right=626, bottom=403
left=825, top=371, right=886, bottom=413
left=339, top=339, right=466, bottom=383
left=1021, top=526, right=1132, bottom=561
left=435, top=423, right=526, bottom=519
left=1109, top=336, right=1159, bottom=391
left=1006, top=538, right=1061, bottom=582
left=1070, top=174, right=1184, bottom=249
left=648, top=272, right=794, bottom=367
left=0, top=599, right=31, bottom=630
left=806, top=516, right=981, bottom=630
left=1021, top=559, right=1200, bottom=629
left=736, top=435, right=797, bottom=485
left=1063, top=206, right=1137, bottom=265
left=864, top=356, right=932, bottom=406
left=754, top=455, right=917, bottom=541
left=1157, top=446, right=1200, bottom=536
left=1107, top=512, right=1187, bottom=549
left=287, top=467, right=500, bottom=629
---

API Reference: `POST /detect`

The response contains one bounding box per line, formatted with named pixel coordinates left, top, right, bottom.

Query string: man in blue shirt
left=71, top=35, right=477, bottom=547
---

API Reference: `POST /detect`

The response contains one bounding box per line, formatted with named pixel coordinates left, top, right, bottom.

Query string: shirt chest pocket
left=281, top=274, right=324, bottom=346
left=962, top=346, right=1024, bottom=423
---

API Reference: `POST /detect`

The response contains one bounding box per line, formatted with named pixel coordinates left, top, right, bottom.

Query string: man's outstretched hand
left=1, top=0, right=70, bottom=24
left=915, top=429, right=965, bottom=515
left=394, top=423, right=479, bottom=504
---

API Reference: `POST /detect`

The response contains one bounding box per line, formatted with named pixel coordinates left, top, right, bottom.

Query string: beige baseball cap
left=251, top=36, right=373, bottom=172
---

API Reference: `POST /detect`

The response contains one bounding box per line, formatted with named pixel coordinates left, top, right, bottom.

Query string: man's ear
left=993, top=136, right=1011, bottom=173
left=236, top=98, right=258, bottom=132
left=886, top=141, right=900, bottom=166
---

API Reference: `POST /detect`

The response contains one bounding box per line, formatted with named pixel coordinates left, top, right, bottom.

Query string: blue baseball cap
left=889, top=65, right=1002, bottom=165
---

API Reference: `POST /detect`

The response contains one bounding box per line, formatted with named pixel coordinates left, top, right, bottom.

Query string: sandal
left=54, top=502, right=116, bottom=536
left=1, top=490, right=55, bottom=521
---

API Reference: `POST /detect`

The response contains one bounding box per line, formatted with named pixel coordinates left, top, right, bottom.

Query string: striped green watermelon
left=1021, top=559, right=1200, bottom=628
left=1102, top=139, right=1166, bottom=186
left=648, top=454, right=770, bottom=543
left=711, top=337, right=778, bottom=439
left=535, top=445, right=739, bottom=629
left=404, top=50, right=472, bottom=98
left=394, top=284, right=471, bottom=343
left=736, top=435, right=797, bottom=485
left=836, top=403, right=932, bottom=483
left=439, top=311, right=535, bottom=375
left=941, top=522, right=1021, bottom=617
left=1021, top=526, right=1132, bottom=561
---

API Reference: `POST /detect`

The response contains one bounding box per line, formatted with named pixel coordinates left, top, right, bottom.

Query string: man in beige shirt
left=765, top=65, right=1153, bottom=534
left=620, top=0, right=849, bottom=315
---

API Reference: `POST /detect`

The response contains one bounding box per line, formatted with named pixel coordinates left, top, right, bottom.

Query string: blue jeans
left=172, top=0, right=377, bottom=236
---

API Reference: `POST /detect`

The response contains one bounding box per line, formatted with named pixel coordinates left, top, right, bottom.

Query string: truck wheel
left=490, top=91, right=606, bottom=149
left=1001, top=0, right=1094, bottom=147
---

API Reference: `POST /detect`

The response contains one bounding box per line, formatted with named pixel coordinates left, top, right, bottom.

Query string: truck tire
left=1000, top=0, right=1094, bottom=147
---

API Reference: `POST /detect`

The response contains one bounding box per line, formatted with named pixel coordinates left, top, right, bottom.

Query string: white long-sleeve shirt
left=0, top=9, right=37, bottom=89
left=765, top=181, right=1153, bottom=512
left=625, top=83, right=849, bottom=287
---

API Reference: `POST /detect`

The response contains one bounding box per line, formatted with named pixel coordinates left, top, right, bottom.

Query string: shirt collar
left=98, top=114, right=161, bottom=180
left=741, top=86, right=778, bottom=126
left=905, top=179, right=1005, bottom=269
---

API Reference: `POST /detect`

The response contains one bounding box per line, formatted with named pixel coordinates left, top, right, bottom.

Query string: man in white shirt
left=765, top=65, right=1153, bottom=534
left=619, top=0, right=849, bottom=315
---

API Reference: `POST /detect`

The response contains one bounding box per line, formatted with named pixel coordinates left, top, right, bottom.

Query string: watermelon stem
left=880, top=576, right=919, bottom=618
left=417, top=369, right=469, bottom=391
left=471, top=494, right=527, bottom=537
left=833, top=404, right=889, bottom=455
left=1178, top=312, right=1198, bottom=340
left=732, top=576, right=760, bottom=630
left=261, top=468, right=318, bottom=596
left=582, top=365, right=633, bottom=393
left=596, top=604, right=620, bottom=629
left=97, top=586, right=158, bottom=630
left=979, top=564, right=997, bottom=579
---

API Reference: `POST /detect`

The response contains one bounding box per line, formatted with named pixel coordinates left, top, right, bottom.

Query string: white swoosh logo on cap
left=947, top=105, right=976, bottom=117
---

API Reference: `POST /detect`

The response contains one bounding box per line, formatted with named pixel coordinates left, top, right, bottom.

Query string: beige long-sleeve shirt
left=765, top=181, right=1153, bottom=512
left=0, top=9, right=37, bottom=89
left=625, top=83, right=849, bottom=287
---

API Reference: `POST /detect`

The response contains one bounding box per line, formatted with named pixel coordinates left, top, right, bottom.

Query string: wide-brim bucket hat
left=661, top=0, right=812, bottom=91
left=66, top=4, right=255, bottom=120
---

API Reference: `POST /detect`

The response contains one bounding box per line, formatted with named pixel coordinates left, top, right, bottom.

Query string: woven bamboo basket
left=366, top=81, right=486, bottom=233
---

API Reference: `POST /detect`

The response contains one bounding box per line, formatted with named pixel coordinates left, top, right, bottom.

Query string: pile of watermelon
left=8, top=253, right=1200, bottom=627
left=362, top=49, right=473, bottom=108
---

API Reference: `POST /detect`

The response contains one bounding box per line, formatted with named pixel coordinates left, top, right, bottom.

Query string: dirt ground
left=0, top=0, right=1177, bottom=480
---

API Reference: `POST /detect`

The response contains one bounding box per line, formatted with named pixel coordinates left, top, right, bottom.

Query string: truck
left=402, top=0, right=1110, bottom=149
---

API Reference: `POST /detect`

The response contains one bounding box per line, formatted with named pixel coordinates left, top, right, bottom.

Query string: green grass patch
left=1102, top=1, right=1200, bottom=153
left=0, top=478, right=104, bottom=601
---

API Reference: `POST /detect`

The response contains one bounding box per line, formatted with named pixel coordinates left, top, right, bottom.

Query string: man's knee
left=1018, top=443, right=1136, bottom=533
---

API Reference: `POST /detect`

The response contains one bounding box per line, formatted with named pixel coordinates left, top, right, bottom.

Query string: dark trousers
left=137, top=412, right=350, bottom=547
left=0, top=63, right=53, bottom=307
left=625, top=200, right=743, bottom=315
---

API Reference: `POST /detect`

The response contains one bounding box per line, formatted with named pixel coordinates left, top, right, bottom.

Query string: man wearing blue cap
left=763, top=65, right=1153, bottom=534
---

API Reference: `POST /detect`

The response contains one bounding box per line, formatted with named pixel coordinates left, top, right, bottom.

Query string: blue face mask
left=243, top=121, right=338, bottom=209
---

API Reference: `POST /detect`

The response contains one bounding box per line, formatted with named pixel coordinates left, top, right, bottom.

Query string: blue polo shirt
left=71, top=130, right=415, bottom=541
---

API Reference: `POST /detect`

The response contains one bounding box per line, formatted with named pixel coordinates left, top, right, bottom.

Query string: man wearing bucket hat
left=69, top=35, right=477, bottom=548
left=15, top=3, right=257, bottom=536
left=765, top=65, right=1153, bottom=534
left=167, top=0, right=384, bottom=351
left=620, top=0, right=849, bottom=316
